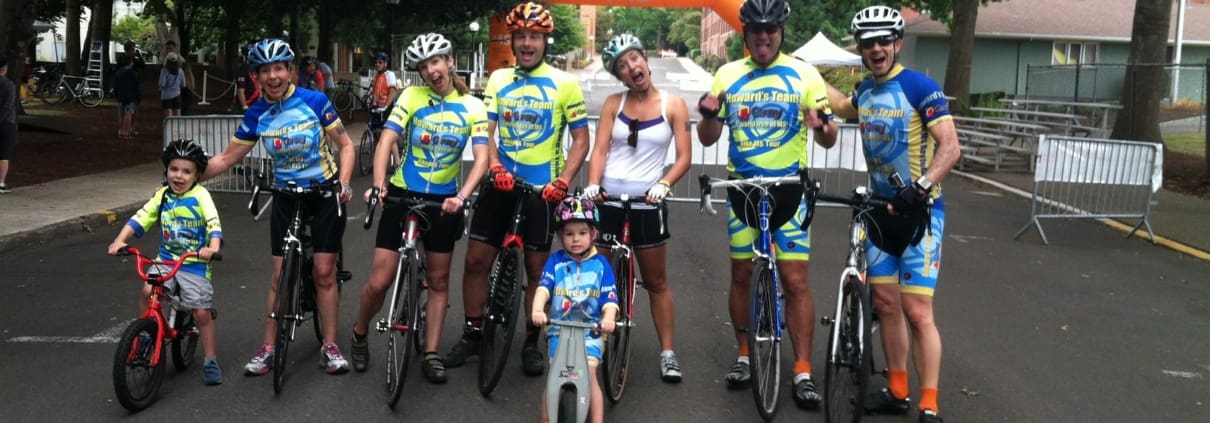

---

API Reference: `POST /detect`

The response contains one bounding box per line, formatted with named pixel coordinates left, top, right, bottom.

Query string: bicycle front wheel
left=824, top=276, right=873, bottom=423
left=358, top=129, right=375, bottom=176
left=478, top=247, right=524, bottom=396
left=557, top=387, right=578, bottom=423
left=748, top=258, right=781, bottom=421
left=273, top=250, right=303, bottom=395
left=333, top=89, right=354, bottom=114
left=112, top=317, right=166, bottom=411
left=603, top=251, right=633, bottom=404
left=386, top=257, right=421, bottom=408
left=170, top=308, right=199, bottom=370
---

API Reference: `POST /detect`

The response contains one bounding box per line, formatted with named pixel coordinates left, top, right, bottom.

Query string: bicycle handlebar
left=698, top=173, right=802, bottom=216
left=363, top=187, right=468, bottom=230
left=247, top=170, right=342, bottom=219
left=115, top=246, right=222, bottom=283
left=548, top=319, right=598, bottom=329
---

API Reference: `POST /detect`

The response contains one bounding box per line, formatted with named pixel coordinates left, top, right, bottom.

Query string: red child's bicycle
left=111, top=246, right=220, bottom=412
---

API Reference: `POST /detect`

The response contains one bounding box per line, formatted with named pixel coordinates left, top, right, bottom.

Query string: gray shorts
left=150, top=264, right=214, bottom=309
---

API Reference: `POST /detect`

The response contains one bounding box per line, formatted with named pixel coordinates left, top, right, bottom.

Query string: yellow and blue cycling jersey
left=484, top=62, right=588, bottom=184
left=232, top=85, right=341, bottom=188
left=384, top=86, right=489, bottom=195
left=537, top=248, right=619, bottom=340
left=852, top=64, right=952, bottom=199
left=126, top=185, right=223, bottom=278
left=710, top=53, right=832, bottom=178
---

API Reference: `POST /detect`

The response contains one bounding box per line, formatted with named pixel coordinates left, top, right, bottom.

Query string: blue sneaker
left=203, top=359, right=223, bottom=385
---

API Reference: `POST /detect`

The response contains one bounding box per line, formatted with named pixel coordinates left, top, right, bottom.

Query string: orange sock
left=919, top=387, right=938, bottom=413
left=793, top=360, right=812, bottom=375
left=738, top=344, right=749, bottom=357
left=889, top=370, right=909, bottom=400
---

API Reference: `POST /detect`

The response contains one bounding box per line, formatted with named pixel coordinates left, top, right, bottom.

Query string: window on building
left=1052, top=42, right=1099, bottom=65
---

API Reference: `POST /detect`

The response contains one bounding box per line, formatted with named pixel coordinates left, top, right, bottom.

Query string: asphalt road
left=3, top=59, right=1208, bottom=422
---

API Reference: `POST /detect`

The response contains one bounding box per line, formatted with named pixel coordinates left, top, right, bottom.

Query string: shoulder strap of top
left=659, top=88, right=668, bottom=120
left=618, top=91, right=628, bottom=119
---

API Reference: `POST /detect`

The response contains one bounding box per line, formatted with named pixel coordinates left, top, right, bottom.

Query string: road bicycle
left=111, top=246, right=220, bottom=412
left=478, top=177, right=545, bottom=397
left=38, top=73, right=104, bottom=107
left=333, top=80, right=372, bottom=121
left=358, top=108, right=398, bottom=177
left=802, top=171, right=909, bottom=423
left=596, top=194, right=663, bottom=404
left=699, top=173, right=805, bottom=422
left=363, top=188, right=466, bottom=408
left=545, top=319, right=596, bottom=423
left=247, top=172, right=352, bottom=394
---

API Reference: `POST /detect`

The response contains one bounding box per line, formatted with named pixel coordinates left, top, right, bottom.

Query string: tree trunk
left=2, top=0, right=36, bottom=115
left=91, top=0, right=113, bottom=69
left=1110, top=0, right=1172, bottom=142
left=221, top=0, right=242, bottom=69
left=943, top=0, right=978, bottom=111
left=65, top=0, right=81, bottom=75
left=317, top=0, right=334, bottom=63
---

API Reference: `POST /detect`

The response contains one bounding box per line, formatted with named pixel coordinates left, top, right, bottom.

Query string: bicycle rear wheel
left=333, top=88, right=355, bottom=115
left=478, top=247, right=524, bottom=396
left=359, top=129, right=375, bottom=176
left=273, top=251, right=303, bottom=395
left=113, top=317, right=166, bottom=411
left=170, top=308, right=199, bottom=370
left=748, top=259, right=781, bottom=421
left=41, top=82, right=68, bottom=104
left=80, top=85, right=104, bottom=107
left=824, top=276, right=873, bottom=423
left=603, top=251, right=633, bottom=404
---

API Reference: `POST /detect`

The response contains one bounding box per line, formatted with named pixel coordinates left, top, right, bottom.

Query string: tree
left=666, top=10, right=700, bottom=54
left=547, top=4, right=586, bottom=56
left=896, top=0, right=1000, bottom=109
left=594, top=6, right=613, bottom=50
left=1109, top=0, right=1172, bottom=143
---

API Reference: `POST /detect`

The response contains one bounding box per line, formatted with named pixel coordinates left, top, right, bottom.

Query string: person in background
left=232, top=55, right=259, bottom=113
left=0, top=56, right=16, bottom=193
left=317, top=59, right=335, bottom=100
left=123, top=41, right=145, bottom=135
left=165, top=40, right=195, bottom=115
left=160, top=53, right=185, bottom=117
left=114, top=56, right=141, bottom=139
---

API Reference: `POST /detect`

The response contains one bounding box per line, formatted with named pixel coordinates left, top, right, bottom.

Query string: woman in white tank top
left=584, top=34, right=692, bottom=383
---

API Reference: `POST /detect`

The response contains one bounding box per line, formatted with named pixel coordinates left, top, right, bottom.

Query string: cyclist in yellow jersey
left=348, top=33, right=491, bottom=384
left=825, top=7, right=961, bottom=423
left=444, top=2, right=591, bottom=378
left=696, top=0, right=838, bottom=410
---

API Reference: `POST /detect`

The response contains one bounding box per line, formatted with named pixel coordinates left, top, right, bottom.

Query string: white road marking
left=6, top=319, right=133, bottom=344
left=949, top=234, right=995, bottom=243
left=1161, top=370, right=1204, bottom=379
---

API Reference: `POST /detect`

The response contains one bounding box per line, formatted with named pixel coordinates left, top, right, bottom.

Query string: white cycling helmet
left=406, top=33, right=453, bottom=69
left=601, top=33, right=644, bottom=76
left=247, top=38, right=295, bottom=70
left=851, top=6, right=905, bottom=40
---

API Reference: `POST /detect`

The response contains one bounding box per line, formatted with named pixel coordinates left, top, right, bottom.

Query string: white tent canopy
left=792, top=32, right=862, bottom=66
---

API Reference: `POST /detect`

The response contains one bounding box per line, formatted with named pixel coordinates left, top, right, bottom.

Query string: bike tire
left=748, top=259, right=781, bottom=421
left=387, top=259, right=416, bottom=408
left=334, top=89, right=354, bottom=114
left=410, top=256, right=428, bottom=355
left=557, top=387, right=578, bottom=423
left=824, top=276, right=873, bottom=423
left=477, top=247, right=524, bottom=396
left=80, top=86, right=104, bottom=107
left=359, top=129, right=375, bottom=176
left=603, top=252, right=633, bottom=404
left=170, top=308, right=199, bottom=370
left=273, top=251, right=303, bottom=395
left=42, top=82, right=68, bottom=104
left=112, top=317, right=166, bottom=412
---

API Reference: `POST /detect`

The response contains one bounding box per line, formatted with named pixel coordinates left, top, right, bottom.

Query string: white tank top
left=601, top=89, right=673, bottom=208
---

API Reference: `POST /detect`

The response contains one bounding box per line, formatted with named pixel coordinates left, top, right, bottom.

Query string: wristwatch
left=915, top=175, right=933, bottom=192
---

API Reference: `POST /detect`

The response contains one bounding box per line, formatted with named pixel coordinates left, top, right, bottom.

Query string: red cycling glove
left=491, top=165, right=514, bottom=192
left=542, top=178, right=570, bottom=203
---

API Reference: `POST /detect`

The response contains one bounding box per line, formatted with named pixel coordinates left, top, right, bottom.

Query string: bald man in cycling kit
left=826, top=6, right=961, bottom=423
left=697, top=0, right=838, bottom=410
left=443, top=2, right=590, bottom=378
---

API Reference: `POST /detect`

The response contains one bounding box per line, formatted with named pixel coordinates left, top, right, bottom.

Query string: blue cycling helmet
left=601, top=34, right=644, bottom=77
left=247, top=38, right=295, bottom=70
left=374, top=51, right=390, bottom=65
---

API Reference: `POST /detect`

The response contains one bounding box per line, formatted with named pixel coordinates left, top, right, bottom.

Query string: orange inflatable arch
left=487, top=0, right=743, bottom=73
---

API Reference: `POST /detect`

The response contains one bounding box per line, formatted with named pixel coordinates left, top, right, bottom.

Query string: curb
left=0, top=202, right=143, bottom=255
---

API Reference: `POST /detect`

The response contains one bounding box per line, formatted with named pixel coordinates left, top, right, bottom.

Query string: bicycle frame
left=120, top=247, right=200, bottom=368
left=546, top=319, right=595, bottom=423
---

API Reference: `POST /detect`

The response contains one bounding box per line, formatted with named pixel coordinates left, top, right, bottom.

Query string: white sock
left=660, top=350, right=675, bottom=358
left=794, top=372, right=813, bottom=384
left=736, top=356, right=750, bottom=365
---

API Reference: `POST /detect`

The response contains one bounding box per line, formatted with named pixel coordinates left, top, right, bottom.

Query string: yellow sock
left=919, top=387, right=938, bottom=413
left=889, top=369, right=909, bottom=400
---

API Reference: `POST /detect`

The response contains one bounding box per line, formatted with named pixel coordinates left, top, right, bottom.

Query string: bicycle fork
left=378, top=215, right=422, bottom=334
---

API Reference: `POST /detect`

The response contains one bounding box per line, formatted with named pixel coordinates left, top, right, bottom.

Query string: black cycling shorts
left=374, top=186, right=464, bottom=253
left=269, top=189, right=346, bottom=255
left=468, top=186, right=554, bottom=251
left=0, top=122, right=15, bottom=161
left=727, top=183, right=803, bottom=231
left=594, top=203, right=670, bottom=249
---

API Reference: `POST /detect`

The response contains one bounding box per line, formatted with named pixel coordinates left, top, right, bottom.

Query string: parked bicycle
left=363, top=188, right=467, bottom=408
left=39, top=73, right=104, bottom=107
left=545, top=319, right=597, bottom=423
left=247, top=171, right=351, bottom=394
left=110, top=246, right=221, bottom=412
left=596, top=194, right=659, bottom=404
left=332, top=80, right=372, bottom=121
left=699, top=173, right=805, bottom=421
left=802, top=171, right=909, bottom=423
left=358, top=107, right=397, bottom=176
left=478, top=176, right=544, bottom=397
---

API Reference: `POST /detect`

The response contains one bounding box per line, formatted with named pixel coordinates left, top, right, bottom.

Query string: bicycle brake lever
left=698, top=174, right=717, bottom=215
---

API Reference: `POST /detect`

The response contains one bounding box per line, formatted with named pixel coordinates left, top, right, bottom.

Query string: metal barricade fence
left=1014, top=135, right=1162, bottom=245
left=164, top=115, right=271, bottom=193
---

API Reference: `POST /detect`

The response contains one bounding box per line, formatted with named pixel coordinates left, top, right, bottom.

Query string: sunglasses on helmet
left=859, top=35, right=898, bottom=50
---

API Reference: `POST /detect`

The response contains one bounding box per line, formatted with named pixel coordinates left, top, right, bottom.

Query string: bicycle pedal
left=376, top=318, right=389, bottom=333
left=820, top=316, right=833, bottom=326
left=337, top=270, right=353, bottom=282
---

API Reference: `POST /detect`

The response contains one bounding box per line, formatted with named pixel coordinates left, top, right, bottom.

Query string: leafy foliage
left=547, top=4, right=586, bottom=56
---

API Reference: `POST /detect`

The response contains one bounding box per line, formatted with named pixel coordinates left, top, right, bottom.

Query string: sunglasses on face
left=859, top=35, right=898, bottom=50
left=746, top=23, right=780, bottom=35
left=627, top=118, right=639, bottom=148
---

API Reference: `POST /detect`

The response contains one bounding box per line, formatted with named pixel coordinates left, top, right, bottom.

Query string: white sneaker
left=660, top=353, right=683, bottom=383
left=243, top=344, right=273, bottom=376
left=0, top=184, right=11, bottom=194
left=320, top=342, right=349, bottom=374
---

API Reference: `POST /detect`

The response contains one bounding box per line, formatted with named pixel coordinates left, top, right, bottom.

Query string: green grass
left=1164, top=133, right=1207, bottom=158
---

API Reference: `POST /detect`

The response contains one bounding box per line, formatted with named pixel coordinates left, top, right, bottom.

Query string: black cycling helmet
left=739, top=0, right=791, bottom=26
left=374, top=51, right=390, bottom=65
left=302, top=55, right=317, bottom=66
left=162, top=139, right=209, bottom=174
